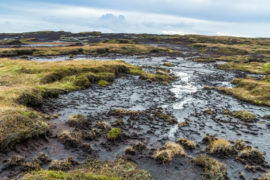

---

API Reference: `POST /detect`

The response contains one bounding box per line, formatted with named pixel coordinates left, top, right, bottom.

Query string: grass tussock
left=23, top=158, right=153, bottom=180
left=205, top=138, right=235, bottom=157
left=194, top=155, right=228, bottom=180
left=236, top=147, right=266, bottom=165
left=0, top=110, right=48, bottom=151
left=67, top=114, right=89, bottom=127
left=178, top=137, right=197, bottom=150
left=49, top=157, right=78, bottom=171
left=233, top=110, right=256, bottom=122
left=106, top=128, right=122, bottom=141
left=153, top=142, right=185, bottom=163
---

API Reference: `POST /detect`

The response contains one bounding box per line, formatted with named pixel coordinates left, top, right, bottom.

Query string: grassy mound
left=23, top=158, right=153, bottom=180
left=194, top=155, right=228, bottom=180
left=214, top=78, right=270, bottom=106
left=0, top=110, right=48, bottom=151
left=177, top=137, right=197, bottom=150
left=233, top=110, right=256, bottom=122
left=153, top=142, right=185, bottom=163
left=0, top=58, right=169, bottom=150
left=205, top=138, right=235, bottom=157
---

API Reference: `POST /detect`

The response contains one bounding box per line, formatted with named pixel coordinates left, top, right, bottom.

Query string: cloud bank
left=0, top=0, right=269, bottom=37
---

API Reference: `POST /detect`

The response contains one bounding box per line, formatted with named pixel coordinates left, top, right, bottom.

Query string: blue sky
left=0, top=0, right=270, bottom=37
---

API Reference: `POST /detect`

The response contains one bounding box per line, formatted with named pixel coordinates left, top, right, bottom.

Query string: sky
left=0, top=0, right=269, bottom=37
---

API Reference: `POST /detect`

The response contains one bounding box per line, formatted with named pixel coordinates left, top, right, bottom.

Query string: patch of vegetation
left=129, top=67, right=144, bottom=75
left=178, top=137, right=197, bottom=150
left=0, top=43, right=177, bottom=57
left=193, top=155, right=228, bottom=180
left=98, top=80, right=110, bottom=87
left=78, top=31, right=102, bottom=36
left=214, top=78, right=270, bottom=106
left=125, top=146, right=136, bottom=155
left=49, top=157, right=78, bottom=171
left=0, top=110, right=48, bottom=151
left=103, top=39, right=137, bottom=44
left=73, top=75, right=90, bottom=88
left=218, top=61, right=270, bottom=74
left=233, top=110, right=256, bottom=122
left=16, top=91, right=43, bottom=107
left=139, top=72, right=176, bottom=84
left=178, top=120, right=189, bottom=128
left=153, top=142, right=185, bottom=163
left=259, top=172, right=270, bottom=180
left=96, top=120, right=110, bottom=130
left=106, top=128, right=122, bottom=141
left=191, top=43, right=250, bottom=56
left=0, top=58, right=166, bottom=150
left=236, top=147, right=266, bottom=165
left=163, top=62, right=174, bottom=67
left=109, top=109, right=144, bottom=117
left=155, top=112, right=177, bottom=124
left=23, top=158, right=152, bottom=180
left=23, top=170, right=118, bottom=180
left=67, top=114, right=89, bottom=127
left=0, top=39, right=23, bottom=45
left=205, top=138, right=235, bottom=157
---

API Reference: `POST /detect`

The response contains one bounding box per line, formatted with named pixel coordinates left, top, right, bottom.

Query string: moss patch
left=98, top=80, right=110, bottom=87
left=106, top=128, right=122, bottom=141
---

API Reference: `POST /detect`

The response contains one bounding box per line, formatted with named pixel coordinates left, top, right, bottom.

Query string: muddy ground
left=0, top=33, right=270, bottom=180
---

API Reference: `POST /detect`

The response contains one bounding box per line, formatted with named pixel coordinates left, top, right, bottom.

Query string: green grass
left=0, top=58, right=170, bottom=150
left=23, top=158, right=153, bottom=180
left=213, top=78, right=270, bottom=106
left=23, top=170, right=118, bottom=180
left=218, top=62, right=270, bottom=74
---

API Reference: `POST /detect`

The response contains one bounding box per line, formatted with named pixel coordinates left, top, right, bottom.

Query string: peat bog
left=0, top=31, right=270, bottom=179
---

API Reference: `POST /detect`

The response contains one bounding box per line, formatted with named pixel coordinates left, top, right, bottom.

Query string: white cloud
left=161, top=30, right=198, bottom=35
left=0, top=1, right=270, bottom=37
